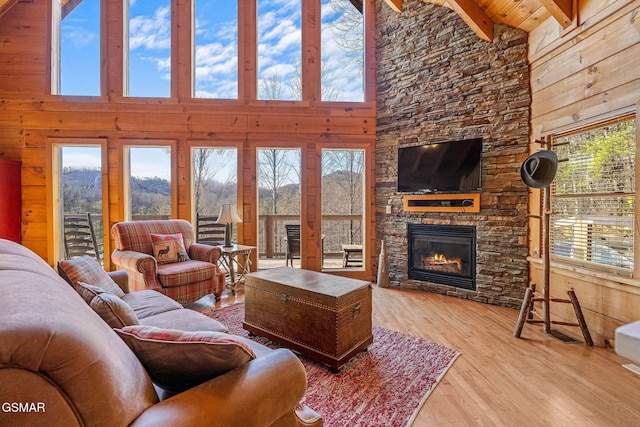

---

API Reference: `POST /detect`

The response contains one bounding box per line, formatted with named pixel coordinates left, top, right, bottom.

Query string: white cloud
left=129, top=6, right=171, bottom=50
left=196, top=44, right=237, bottom=74
left=62, top=25, right=96, bottom=49
left=257, top=6, right=301, bottom=81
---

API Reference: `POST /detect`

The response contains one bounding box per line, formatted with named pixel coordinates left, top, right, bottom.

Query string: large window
left=52, top=0, right=369, bottom=101
left=193, top=1, right=238, bottom=98
left=257, top=148, right=301, bottom=266
left=125, top=1, right=171, bottom=97
left=321, top=0, right=364, bottom=102
left=52, top=0, right=101, bottom=95
left=321, top=149, right=364, bottom=269
left=192, top=147, right=238, bottom=216
left=52, top=141, right=104, bottom=264
left=125, top=145, right=173, bottom=220
left=551, top=115, right=636, bottom=272
left=257, top=0, right=302, bottom=100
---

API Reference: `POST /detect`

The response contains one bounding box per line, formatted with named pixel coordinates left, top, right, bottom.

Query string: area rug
left=207, top=303, right=460, bottom=427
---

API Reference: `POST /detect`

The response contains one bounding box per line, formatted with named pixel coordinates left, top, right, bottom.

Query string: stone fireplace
left=374, top=1, right=531, bottom=308
left=408, top=224, right=476, bottom=290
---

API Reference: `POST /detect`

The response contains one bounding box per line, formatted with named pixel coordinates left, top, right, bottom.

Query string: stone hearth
left=374, top=1, right=530, bottom=308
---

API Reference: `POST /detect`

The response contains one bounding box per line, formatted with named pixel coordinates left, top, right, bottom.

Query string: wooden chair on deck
left=196, top=213, right=226, bottom=246
left=285, top=224, right=301, bottom=267
left=63, top=213, right=102, bottom=262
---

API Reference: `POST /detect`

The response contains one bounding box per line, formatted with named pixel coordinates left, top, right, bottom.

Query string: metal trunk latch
left=353, top=303, right=361, bottom=318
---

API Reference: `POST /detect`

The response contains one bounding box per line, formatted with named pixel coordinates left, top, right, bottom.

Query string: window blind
left=550, top=116, right=635, bottom=271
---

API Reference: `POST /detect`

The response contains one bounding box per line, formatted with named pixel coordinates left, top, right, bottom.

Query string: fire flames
left=422, top=253, right=462, bottom=272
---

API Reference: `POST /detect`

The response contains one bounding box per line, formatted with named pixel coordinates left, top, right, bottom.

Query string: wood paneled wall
left=0, top=0, right=378, bottom=281
left=528, top=0, right=640, bottom=345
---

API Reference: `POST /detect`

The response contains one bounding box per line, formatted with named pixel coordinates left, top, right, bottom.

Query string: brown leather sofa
left=0, top=238, right=322, bottom=427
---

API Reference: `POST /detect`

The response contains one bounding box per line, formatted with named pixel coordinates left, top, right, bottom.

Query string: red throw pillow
left=115, top=325, right=256, bottom=393
left=59, top=256, right=125, bottom=297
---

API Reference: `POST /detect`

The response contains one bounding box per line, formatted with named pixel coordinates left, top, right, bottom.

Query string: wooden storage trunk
left=243, top=266, right=373, bottom=371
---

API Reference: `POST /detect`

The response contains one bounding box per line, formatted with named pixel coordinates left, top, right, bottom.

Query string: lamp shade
left=216, top=204, right=242, bottom=224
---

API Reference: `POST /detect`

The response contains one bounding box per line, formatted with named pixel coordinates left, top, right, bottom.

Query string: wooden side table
left=218, top=244, right=256, bottom=293
left=342, top=244, right=363, bottom=267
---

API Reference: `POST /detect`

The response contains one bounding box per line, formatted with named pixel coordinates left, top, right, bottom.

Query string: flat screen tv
left=397, top=138, right=482, bottom=193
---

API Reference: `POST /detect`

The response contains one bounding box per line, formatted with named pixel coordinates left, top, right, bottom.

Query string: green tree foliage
left=551, top=118, right=635, bottom=269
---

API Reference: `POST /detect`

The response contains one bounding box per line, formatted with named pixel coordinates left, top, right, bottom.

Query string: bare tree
left=259, top=69, right=286, bottom=100
left=322, top=150, right=364, bottom=244
left=326, top=0, right=364, bottom=78
left=193, top=148, right=213, bottom=214
left=258, top=149, right=296, bottom=215
left=193, top=148, right=237, bottom=215
left=286, top=59, right=343, bottom=101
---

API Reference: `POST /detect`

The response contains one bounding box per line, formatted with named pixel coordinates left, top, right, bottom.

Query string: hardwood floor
left=189, top=285, right=640, bottom=426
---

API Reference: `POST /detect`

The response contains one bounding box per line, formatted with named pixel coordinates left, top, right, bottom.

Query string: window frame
left=48, top=138, right=109, bottom=265
left=548, top=113, right=639, bottom=278
left=122, top=140, right=178, bottom=221
left=50, top=0, right=104, bottom=96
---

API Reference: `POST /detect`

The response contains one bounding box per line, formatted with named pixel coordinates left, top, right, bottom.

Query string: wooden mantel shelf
left=403, top=194, right=480, bottom=213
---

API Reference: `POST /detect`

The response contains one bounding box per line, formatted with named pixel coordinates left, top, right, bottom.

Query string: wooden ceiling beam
left=539, top=0, right=573, bottom=28
left=383, top=0, right=403, bottom=13
left=61, top=0, right=84, bottom=20
left=0, top=0, right=20, bottom=19
left=446, top=0, right=494, bottom=42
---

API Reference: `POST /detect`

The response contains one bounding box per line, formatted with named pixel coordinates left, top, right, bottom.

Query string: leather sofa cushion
left=116, top=325, right=255, bottom=393
left=90, top=293, right=140, bottom=329
left=123, top=290, right=183, bottom=319
left=140, top=308, right=228, bottom=333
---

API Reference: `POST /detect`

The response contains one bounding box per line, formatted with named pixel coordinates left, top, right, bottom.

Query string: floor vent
left=622, top=364, right=640, bottom=376
left=549, top=329, right=582, bottom=344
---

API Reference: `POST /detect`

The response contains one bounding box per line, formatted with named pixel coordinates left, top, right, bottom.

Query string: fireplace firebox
left=408, top=224, right=476, bottom=290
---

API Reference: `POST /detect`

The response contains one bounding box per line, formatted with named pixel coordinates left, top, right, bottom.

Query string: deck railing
left=258, top=214, right=362, bottom=258
left=64, top=213, right=362, bottom=261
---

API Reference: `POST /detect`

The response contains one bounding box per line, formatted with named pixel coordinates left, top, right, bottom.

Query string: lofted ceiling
left=385, top=0, right=573, bottom=41
left=0, top=0, right=569, bottom=43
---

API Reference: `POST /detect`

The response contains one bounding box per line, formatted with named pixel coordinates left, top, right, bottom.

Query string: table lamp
left=216, top=204, right=242, bottom=247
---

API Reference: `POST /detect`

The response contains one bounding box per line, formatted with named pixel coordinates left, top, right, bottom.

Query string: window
left=52, top=141, right=105, bottom=264
left=257, top=0, right=302, bottom=100
left=193, top=1, right=238, bottom=98
left=125, top=1, right=171, bottom=97
left=321, top=149, right=364, bottom=269
left=550, top=115, right=636, bottom=272
left=52, top=0, right=101, bottom=95
left=192, top=147, right=238, bottom=215
left=125, top=145, right=173, bottom=220
left=321, top=0, right=364, bottom=102
left=257, top=148, right=301, bottom=266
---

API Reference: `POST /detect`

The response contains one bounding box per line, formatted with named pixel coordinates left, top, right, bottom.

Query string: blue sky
left=59, top=1, right=363, bottom=179
left=60, top=0, right=364, bottom=101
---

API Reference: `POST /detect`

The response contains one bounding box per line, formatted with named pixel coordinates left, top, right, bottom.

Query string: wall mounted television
left=397, top=138, right=482, bottom=193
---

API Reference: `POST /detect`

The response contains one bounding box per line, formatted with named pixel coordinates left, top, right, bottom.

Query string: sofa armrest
left=129, top=349, right=312, bottom=427
left=188, top=243, right=222, bottom=264
left=107, top=270, right=130, bottom=294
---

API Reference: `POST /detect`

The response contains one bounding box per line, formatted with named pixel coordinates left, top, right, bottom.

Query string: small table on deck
left=218, top=244, right=256, bottom=293
left=342, top=244, right=363, bottom=267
